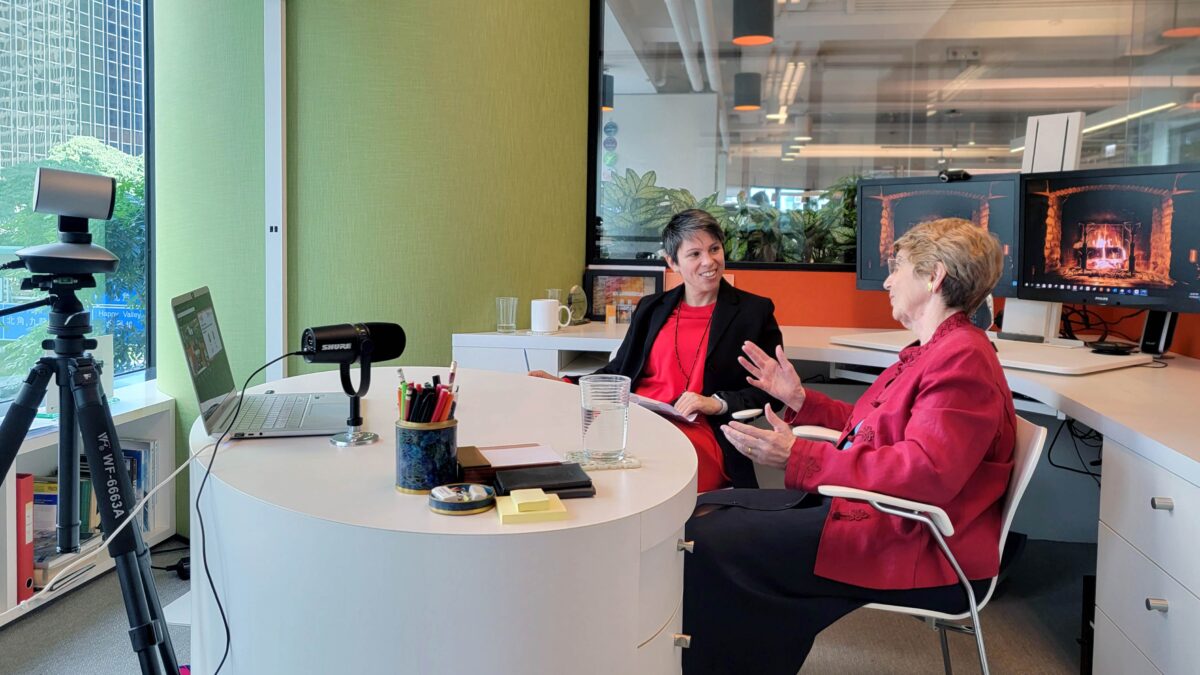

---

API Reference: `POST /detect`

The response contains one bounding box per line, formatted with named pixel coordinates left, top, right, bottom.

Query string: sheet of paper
left=478, top=443, right=564, bottom=468
left=630, top=394, right=698, bottom=424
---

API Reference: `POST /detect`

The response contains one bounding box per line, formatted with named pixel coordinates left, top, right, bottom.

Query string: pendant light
left=1163, top=0, right=1200, bottom=38
left=733, top=0, right=774, bottom=47
left=733, top=72, right=762, bottom=111
left=601, top=73, right=614, bottom=111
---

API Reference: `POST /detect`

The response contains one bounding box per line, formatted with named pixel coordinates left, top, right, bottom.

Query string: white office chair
left=795, top=416, right=1047, bottom=675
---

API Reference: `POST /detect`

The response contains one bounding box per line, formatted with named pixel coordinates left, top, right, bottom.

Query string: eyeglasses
left=886, top=256, right=905, bottom=275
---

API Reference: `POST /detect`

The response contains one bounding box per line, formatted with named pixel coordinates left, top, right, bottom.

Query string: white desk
left=188, top=367, right=697, bottom=674
left=829, top=328, right=1153, bottom=375
left=454, top=325, right=1200, bottom=674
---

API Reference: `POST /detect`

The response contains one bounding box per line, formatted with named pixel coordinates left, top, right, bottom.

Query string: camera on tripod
left=0, top=168, right=179, bottom=674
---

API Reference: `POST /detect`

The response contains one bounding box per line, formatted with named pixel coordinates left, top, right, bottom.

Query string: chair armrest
left=816, top=485, right=955, bottom=537
left=792, top=425, right=840, bottom=443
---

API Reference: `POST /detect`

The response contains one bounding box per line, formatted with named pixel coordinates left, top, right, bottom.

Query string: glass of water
left=579, top=374, right=631, bottom=464
left=496, top=296, right=517, bottom=333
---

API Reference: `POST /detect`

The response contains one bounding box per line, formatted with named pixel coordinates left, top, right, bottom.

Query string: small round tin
left=427, top=483, right=496, bottom=516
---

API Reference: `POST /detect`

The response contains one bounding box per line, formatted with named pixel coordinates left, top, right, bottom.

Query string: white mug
left=531, top=298, right=571, bottom=333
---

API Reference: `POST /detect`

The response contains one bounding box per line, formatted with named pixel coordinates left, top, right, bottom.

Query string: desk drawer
left=635, top=600, right=682, bottom=674
left=1096, top=524, right=1200, bottom=674
left=1093, top=607, right=1160, bottom=675
left=1100, top=439, right=1200, bottom=594
left=638, top=526, right=685, bottom=644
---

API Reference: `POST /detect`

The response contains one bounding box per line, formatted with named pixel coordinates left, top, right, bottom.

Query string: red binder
left=15, top=473, right=35, bottom=602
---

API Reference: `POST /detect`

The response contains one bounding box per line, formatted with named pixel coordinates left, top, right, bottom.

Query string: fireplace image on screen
left=856, top=173, right=1019, bottom=294
left=1029, top=178, right=1187, bottom=290
left=1076, top=221, right=1138, bottom=276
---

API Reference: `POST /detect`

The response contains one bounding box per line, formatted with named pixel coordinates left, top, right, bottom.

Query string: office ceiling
left=604, top=0, right=1200, bottom=174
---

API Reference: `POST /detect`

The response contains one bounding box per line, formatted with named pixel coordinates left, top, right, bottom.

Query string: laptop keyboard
left=232, top=395, right=307, bottom=431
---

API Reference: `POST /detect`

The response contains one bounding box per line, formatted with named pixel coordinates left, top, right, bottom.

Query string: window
left=0, top=0, right=151, bottom=403
left=590, top=0, right=1200, bottom=266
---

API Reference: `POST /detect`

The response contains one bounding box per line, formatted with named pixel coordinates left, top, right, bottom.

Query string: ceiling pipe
left=664, top=0, right=705, bottom=92
left=694, top=0, right=730, bottom=151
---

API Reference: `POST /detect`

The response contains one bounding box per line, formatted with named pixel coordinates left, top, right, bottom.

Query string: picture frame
left=582, top=268, right=664, bottom=321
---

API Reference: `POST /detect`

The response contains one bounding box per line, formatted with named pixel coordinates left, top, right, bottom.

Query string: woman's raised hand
left=737, top=341, right=806, bottom=412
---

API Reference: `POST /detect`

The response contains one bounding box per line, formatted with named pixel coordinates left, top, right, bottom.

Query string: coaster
left=565, top=451, right=641, bottom=471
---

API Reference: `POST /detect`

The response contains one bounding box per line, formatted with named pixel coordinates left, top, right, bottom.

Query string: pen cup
left=395, top=418, right=459, bottom=494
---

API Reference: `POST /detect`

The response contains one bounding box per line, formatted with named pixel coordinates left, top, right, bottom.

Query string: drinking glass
left=496, top=296, right=517, bottom=333
left=546, top=288, right=563, bottom=305
left=579, top=374, right=631, bottom=464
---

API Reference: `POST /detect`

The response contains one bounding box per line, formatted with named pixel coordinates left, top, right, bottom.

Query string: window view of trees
left=0, top=0, right=149, bottom=402
left=0, top=137, right=148, bottom=400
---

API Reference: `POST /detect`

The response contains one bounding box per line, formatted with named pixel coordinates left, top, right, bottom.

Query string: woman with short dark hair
left=531, top=208, right=783, bottom=491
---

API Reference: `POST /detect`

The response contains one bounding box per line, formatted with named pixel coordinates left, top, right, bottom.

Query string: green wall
left=153, top=2, right=589, bottom=534
left=153, top=1, right=266, bottom=537
left=285, top=2, right=588, bottom=370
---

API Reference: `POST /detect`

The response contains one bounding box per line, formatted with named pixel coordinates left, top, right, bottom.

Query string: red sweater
left=634, top=302, right=730, bottom=492
left=784, top=313, right=1016, bottom=589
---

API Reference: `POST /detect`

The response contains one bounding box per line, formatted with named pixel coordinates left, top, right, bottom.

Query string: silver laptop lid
left=171, top=287, right=238, bottom=436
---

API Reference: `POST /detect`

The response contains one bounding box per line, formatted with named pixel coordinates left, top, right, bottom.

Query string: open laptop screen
left=171, top=287, right=235, bottom=425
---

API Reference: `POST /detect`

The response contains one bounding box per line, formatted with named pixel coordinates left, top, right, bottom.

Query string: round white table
left=188, top=367, right=697, bottom=674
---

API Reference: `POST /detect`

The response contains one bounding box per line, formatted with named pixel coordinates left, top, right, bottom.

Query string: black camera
left=938, top=168, right=972, bottom=183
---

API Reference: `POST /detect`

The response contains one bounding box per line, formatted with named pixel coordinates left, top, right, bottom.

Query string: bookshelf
left=0, top=380, right=176, bottom=628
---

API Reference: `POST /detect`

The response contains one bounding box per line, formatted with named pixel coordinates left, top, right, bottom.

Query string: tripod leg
left=56, top=358, right=81, bottom=554
left=0, top=359, right=55, bottom=483
left=70, top=357, right=173, bottom=675
left=96, top=383, right=181, bottom=675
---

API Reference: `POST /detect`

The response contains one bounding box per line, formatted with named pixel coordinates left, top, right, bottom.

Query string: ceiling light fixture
left=733, top=0, right=774, bottom=46
left=601, top=73, right=614, bottom=111
left=1082, top=102, right=1178, bottom=134
left=733, top=72, right=762, bottom=111
left=1163, top=0, right=1200, bottom=38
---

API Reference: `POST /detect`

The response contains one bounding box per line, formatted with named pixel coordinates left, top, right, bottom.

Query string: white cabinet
left=0, top=381, right=176, bottom=628
left=452, top=324, right=626, bottom=377
left=1095, top=439, right=1200, bottom=674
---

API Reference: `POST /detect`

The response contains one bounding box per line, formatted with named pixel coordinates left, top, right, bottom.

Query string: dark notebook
left=493, top=463, right=593, bottom=496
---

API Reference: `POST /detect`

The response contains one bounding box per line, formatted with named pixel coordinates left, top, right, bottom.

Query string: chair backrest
left=976, top=414, right=1047, bottom=607
left=997, top=416, right=1047, bottom=556
left=864, top=414, right=1047, bottom=620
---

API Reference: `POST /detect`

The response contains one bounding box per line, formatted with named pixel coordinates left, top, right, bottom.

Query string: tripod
left=0, top=274, right=179, bottom=675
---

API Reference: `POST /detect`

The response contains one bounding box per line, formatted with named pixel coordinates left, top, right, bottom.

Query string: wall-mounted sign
left=603, top=121, right=618, bottom=136
left=602, top=136, right=618, bottom=151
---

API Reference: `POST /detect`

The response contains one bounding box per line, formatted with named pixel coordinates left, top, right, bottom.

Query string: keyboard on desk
left=233, top=395, right=307, bottom=431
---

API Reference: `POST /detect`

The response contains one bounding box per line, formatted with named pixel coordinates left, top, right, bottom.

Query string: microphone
left=300, top=322, right=406, bottom=364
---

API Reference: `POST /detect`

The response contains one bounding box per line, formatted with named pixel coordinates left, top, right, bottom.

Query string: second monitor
left=857, top=173, right=1019, bottom=295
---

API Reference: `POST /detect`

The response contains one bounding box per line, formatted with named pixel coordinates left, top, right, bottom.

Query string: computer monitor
left=1018, top=163, right=1200, bottom=313
left=856, top=173, right=1020, bottom=296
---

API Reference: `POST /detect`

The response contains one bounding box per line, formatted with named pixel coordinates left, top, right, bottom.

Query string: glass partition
left=592, top=0, right=1200, bottom=266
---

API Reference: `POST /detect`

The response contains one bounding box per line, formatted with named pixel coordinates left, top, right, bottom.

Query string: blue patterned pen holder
left=395, top=419, right=458, bottom=494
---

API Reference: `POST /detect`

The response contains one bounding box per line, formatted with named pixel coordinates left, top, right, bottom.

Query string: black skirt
left=681, top=489, right=990, bottom=675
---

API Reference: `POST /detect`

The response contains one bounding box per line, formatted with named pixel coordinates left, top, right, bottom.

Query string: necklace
left=674, top=303, right=715, bottom=393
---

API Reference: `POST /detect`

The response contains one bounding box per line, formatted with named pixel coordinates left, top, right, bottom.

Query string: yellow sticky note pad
left=509, top=488, right=550, bottom=512
left=496, top=494, right=568, bottom=524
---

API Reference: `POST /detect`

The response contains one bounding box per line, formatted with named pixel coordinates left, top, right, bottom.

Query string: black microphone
left=300, top=322, right=406, bottom=364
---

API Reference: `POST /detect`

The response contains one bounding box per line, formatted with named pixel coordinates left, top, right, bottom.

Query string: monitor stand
left=997, top=298, right=1083, bottom=347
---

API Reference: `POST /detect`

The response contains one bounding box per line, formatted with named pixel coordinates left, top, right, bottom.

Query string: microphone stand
left=330, top=350, right=377, bottom=447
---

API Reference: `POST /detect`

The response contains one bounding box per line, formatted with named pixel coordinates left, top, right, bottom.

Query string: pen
left=397, top=369, right=407, bottom=420
left=448, top=360, right=457, bottom=387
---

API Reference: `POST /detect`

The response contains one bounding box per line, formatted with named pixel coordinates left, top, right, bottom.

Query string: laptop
left=172, top=287, right=346, bottom=439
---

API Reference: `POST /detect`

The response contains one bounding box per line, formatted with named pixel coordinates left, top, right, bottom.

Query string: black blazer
left=587, top=280, right=783, bottom=488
